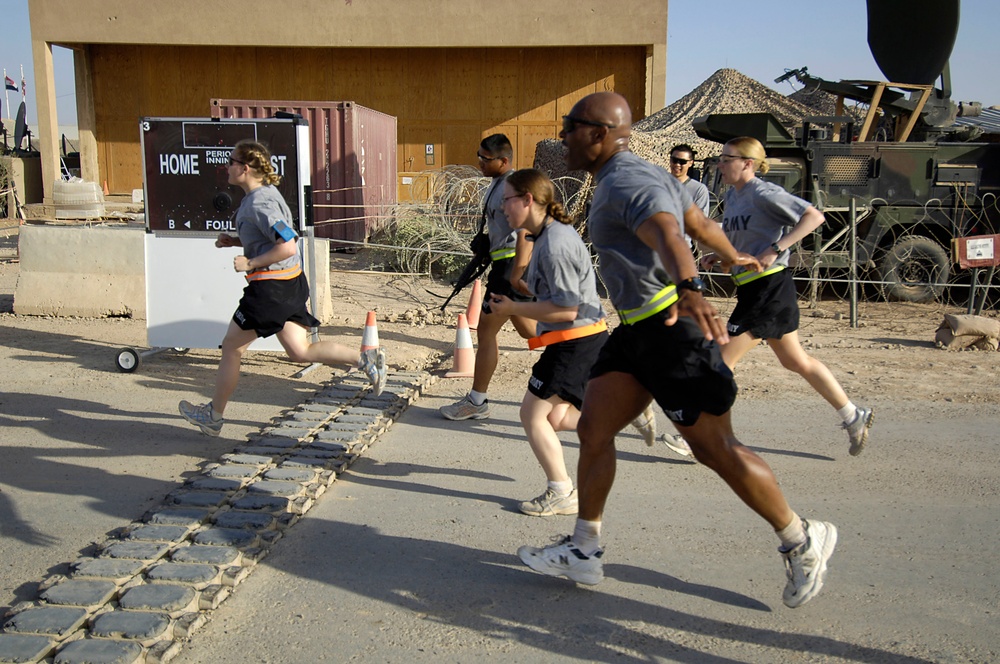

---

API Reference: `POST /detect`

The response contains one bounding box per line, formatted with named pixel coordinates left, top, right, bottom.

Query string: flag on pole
left=4, top=75, right=17, bottom=92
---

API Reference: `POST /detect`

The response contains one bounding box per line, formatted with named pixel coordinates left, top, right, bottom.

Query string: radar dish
left=867, top=0, right=959, bottom=85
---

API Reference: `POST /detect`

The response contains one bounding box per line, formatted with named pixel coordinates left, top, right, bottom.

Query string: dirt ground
left=2, top=222, right=1000, bottom=661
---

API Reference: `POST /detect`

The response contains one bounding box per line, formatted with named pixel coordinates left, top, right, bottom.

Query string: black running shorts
left=527, top=330, right=609, bottom=409
left=727, top=269, right=800, bottom=340
left=589, top=315, right=737, bottom=427
left=233, top=273, right=320, bottom=338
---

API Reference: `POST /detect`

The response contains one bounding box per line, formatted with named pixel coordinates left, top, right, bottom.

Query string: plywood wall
left=90, top=45, right=647, bottom=193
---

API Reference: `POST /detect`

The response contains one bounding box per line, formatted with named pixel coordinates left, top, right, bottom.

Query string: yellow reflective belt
left=732, top=264, right=785, bottom=286
left=616, top=285, right=679, bottom=325
left=490, top=247, right=516, bottom=261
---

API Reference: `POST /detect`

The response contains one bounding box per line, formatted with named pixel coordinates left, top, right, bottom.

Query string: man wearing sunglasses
left=518, top=92, right=839, bottom=610
left=441, top=134, right=536, bottom=421
left=669, top=143, right=710, bottom=216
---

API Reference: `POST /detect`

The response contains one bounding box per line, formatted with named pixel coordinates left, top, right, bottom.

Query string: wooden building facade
left=28, top=0, right=668, bottom=201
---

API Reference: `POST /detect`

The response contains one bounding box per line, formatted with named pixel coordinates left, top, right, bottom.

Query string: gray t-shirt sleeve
left=683, top=178, right=711, bottom=215
left=484, top=172, right=517, bottom=253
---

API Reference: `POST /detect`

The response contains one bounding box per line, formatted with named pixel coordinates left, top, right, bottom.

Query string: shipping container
left=210, top=99, right=397, bottom=246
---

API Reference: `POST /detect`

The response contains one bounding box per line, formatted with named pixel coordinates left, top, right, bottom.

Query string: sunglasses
left=477, top=153, right=501, bottom=162
left=670, top=156, right=692, bottom=165
left=562, top=115, right=616, bottom=134
left=718, top=154, right=747, bottom=163
left=228, top=156, right=245, bottom=166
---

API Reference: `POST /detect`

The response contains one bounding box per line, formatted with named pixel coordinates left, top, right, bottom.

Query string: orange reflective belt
left=245, top=264, right=303, bottom=282
left=527, top=319, right=608, bottom=350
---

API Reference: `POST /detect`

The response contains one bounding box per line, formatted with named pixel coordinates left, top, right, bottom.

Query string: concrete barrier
left=15, top=224, right=332, bottom=321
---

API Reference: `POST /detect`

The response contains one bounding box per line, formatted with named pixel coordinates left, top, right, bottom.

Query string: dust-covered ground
left=1, top=223, right=999, bottom=661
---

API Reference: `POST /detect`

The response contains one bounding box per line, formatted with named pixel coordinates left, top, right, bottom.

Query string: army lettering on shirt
left=721, top=177, right=810, bottom=275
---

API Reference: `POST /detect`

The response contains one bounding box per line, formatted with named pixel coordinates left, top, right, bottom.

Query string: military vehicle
left=693, top=0, right=999, bottom=302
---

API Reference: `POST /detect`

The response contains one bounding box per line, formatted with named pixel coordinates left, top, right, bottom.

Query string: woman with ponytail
left=178, top=139, right=386, bottom=436
left=488, top=169, right=615, bottom=517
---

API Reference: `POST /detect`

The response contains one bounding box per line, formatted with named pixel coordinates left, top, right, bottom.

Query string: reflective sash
left=527, top=319, right=608, bottom=350
left=246, top=264, right=303, bottom=282
left=731, top=264, right=784, bottom=286
left=490, top=247, right=516, bottom=261
left=616, top=285, right=679, bottom=325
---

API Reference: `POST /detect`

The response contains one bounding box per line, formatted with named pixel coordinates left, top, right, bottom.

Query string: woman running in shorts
left=706, top=136, right=873, bottom=456
left=178, top=139, right=385, bottom=436
left=488, top=169, right=612, bottom=517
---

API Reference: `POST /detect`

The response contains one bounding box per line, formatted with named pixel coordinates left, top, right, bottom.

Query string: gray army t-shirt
left=483, top=171, right=517, bottom=254
left=721, top=177, right=810, bottom=276
left=236, top=185, right=300, bottom=273
left=525, top=220, right=604, bottom=335
left=588, top=151, right=694, bottom=311
left=681, top=177, right=711, bottom=215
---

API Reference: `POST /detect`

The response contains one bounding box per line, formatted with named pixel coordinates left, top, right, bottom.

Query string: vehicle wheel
left=878, top=236, right=950, bottom=303
left=115, top=348, right=141, bottom=373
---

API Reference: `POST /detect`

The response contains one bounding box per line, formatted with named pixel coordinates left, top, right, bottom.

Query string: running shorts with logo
left=727, top=269, right=799, bottom=340
left=528, top=331, right=609, bottom=409
left=589, top=314, right=736, bottom=427
left=233, top=272, right=320, bottom=338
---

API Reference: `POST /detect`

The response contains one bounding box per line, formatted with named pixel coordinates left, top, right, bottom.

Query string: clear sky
left=1, top=0, right=998, bottom=127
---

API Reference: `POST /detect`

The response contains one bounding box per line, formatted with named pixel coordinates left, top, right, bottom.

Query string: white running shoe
left=519, top=489, right=578, bottom=517
left=178, top=400, right=223, bottom=437
left=359, top=348, right=387, bottom=396
left=661, top=432, right=695, bottom=460
left=440, top=394, right=491, bottom=421
left=781, top=519, right=838, bottom=608
left=631, top=404, right=657, bottom=446
left=844, top=406, right=874, bottom=456
left=517, top=535, right=604, bottom=585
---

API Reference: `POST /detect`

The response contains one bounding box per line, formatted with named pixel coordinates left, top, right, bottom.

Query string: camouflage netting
left=534, top=68, right=838, bottom=210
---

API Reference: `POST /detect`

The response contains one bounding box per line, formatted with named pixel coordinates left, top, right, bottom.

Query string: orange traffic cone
left=102, top=180, right=109, bottom=197
left=445, top=313, right=476, bottom=378
left=360, top=311, right=379, bottom=351
left=466, top=278, right=483, bottom=330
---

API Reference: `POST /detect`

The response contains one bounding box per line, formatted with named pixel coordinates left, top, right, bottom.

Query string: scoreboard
left=140, top=117, right=309, bottom=234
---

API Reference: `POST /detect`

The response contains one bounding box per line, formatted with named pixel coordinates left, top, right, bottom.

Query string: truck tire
left=878, top=236, right=950, bottom=303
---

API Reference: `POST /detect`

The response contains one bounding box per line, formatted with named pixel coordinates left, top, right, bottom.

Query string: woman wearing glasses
left=488, top=168, right=608, bottom=517
left=705, top=136, right=873, bottom=456
left=178, top=139, right=386, bottom=437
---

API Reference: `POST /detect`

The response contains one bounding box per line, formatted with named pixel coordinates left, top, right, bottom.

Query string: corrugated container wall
left=211, top=100, right=398, bottom=246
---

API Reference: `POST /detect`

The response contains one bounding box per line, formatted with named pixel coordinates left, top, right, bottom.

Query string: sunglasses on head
left=562, top=115, right=616, bottom=134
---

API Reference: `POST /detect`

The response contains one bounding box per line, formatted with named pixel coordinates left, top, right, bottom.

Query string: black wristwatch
left=677, top=277, right=706, bottom=294
left=771, top=242, right=783, bottom=254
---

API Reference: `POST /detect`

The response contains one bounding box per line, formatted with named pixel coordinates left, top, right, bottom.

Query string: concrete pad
left=53, top=637, right=143, bottom=664
left=0, top=633, right=55, bottom=663
left=2, top=606, right=89, bottom=638
left=90, top=610, right=171, bottom=642
left=39, top=580, right=117, bottom=608
left=118, top=584, right=196, bottom=614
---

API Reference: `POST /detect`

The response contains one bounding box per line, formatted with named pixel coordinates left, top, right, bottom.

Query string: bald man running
left=517, top=92, right=839, bottom=609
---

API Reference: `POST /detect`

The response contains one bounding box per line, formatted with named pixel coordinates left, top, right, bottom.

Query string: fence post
left=849, top=197, right=858, bottom=328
